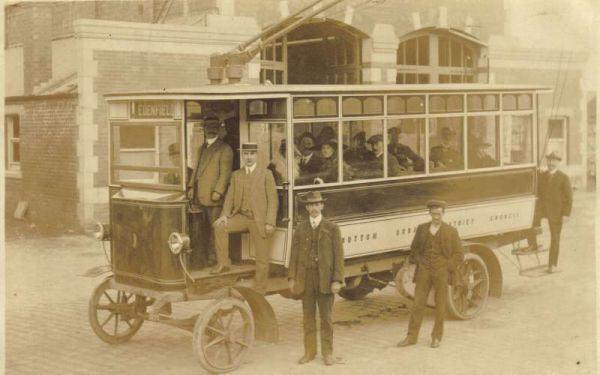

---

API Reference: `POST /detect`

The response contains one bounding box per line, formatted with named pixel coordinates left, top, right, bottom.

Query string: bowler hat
left=300, top=191, right=326, bottom=204
left=367, top=134, right=383, bottom=144
left=545, top=151, right=562, bottom=161
left=426, top=199, right=447, bottom=209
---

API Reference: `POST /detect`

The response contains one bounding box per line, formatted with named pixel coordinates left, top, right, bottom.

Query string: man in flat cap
left=288, top=191, right=344, bottom=366
left=527, top=151, right=572, bottom=273
left=430, top=127, right=462, bottom=170
left=213, top=143, right=278, bottom=293
left=388, top=126, right=425, bottom=172
left=188, top=115, right=234, bottom=267
left=397, top=199, right=464, bottom=349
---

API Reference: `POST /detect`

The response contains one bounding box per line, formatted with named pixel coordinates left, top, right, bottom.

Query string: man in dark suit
left=388, top=126, right=425, bottom=171
left=397, top=199, right=464, bottom=349
left=187, top=116, right=234, bottom=266
left=527, top=151, right=573, bottom=273
left=296, top=132, right=324, bottom=185
left=430, top=127, right=462, bottom=170
left=288, top=191, right=344, bottom=366
left=213, top=143, right=278, bottom=294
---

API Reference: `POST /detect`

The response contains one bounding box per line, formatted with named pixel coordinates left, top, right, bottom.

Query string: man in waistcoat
left=288, top=191, right=344, bottom=366
left=397, top=199, right=464, bottom=349
left=213, top=143, right=278, bottom=294
left=527, top=151, right=573, bottom=273
left=187, top=116, right=233, bottom=266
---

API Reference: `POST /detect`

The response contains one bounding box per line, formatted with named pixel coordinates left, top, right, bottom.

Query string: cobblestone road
left=4, top=192, right=597, bottom=375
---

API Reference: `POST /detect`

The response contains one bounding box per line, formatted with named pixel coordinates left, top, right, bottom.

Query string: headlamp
left=168, top=232, right=191, bottom=255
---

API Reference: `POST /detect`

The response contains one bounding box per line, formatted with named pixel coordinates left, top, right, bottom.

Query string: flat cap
left=426, top=199, right=447, bottom=209
left=367, top=134, right=383, bottom=144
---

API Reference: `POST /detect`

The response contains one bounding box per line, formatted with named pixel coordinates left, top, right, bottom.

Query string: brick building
left=4, top=0, right=596, bottom=231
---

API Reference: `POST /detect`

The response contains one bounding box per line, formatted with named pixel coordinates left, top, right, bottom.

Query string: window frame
left=5, top=114, right=21, bottom=177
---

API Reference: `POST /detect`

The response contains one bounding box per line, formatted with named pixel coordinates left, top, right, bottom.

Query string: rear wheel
left=193, top=297, right=255, bottom=373
left=447, top=252, right=490, bottom=320
left=88, top=278, right=146, bottom=344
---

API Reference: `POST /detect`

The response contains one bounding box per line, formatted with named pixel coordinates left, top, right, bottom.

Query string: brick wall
left=5, top=178, right=24, bottom=218
left=17, top=98, right=80, bottom=228
left=92, top=50, right=210, bottom=188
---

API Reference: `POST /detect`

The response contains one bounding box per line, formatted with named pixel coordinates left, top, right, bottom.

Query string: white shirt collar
left=548, top=169, right=558, bottom=175
left=310, top=214, right=322, bottom=228
left=302, top=153, right=313, bottom=162
left=245, top=164, right=256, bottom=174
left=376, top=151, right=383, bottom=158
left=206, top=137, right=218, bottom=146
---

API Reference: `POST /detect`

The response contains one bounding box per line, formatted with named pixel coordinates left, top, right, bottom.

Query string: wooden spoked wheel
left=88, top=279, right=146, bottom=344
left=447, top=253, right=490, bottom=320
left=193, top=297, right=255, bottom=373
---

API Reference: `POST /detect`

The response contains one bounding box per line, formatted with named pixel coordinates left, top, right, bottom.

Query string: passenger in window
left=296, top=132, right=324, bottom=185
left=315, top=139, right=339, bottom=183
left=430, top=127, right=462, bottom=170
left=163, top=143, right=182, bottom=185
left=468, top=140, right=498, bottom=169
left=316, top=126, right=336, bottom=148
left=388, top=127, right=425, bottom=172
left=343, top=131, right=375, bottom=167
left=367, top=134, right=404, bottom=177
left=268, top=139, right=298, bottom=185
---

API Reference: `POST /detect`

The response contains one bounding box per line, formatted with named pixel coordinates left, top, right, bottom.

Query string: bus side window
left=502, top=114, right=533, bottom=165
left=293, top=121, right=338, bottom=185
left=467, top=116, right=500, bottom=169
left=428, top=117, right=464, bottom=172
left=388, top=118, right=426, bottom=174
left=342, top=120, right=383, bottom=180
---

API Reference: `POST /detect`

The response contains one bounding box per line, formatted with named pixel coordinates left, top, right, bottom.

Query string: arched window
left=396, top=28, right=485, bottom=84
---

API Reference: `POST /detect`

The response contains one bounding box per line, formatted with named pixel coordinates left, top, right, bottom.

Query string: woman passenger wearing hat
left=288, top=191, right=344, bottom=366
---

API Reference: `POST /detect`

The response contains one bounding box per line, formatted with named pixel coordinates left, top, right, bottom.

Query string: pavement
left=3, top=191, right=597, bottom=375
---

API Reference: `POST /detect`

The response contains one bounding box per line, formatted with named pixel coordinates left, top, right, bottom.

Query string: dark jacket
left=389, top=143, right=425, bottom=171
left=409, top=222, right=464, bottom=284
left=188, top=139, right=233, bottom=207
left=296, top=153, right=325, bottom=185
left=288, top=218, right=345, bottom=295
left=537, top=170, right=572, bottom=222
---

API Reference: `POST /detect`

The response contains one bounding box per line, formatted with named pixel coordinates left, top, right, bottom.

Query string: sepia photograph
left=1, top=0, right=598, bottom=374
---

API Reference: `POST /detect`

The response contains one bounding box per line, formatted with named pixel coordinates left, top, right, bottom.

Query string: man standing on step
left=213, top=143, right=278, bottom=294
left=397, top=199, right=464, bottom=349
left=288, top=191, right=344, bottom=366
left=527, top=151, right=573, bottom=273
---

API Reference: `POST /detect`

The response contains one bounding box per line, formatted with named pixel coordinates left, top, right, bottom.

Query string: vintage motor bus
left=89, top=83, right=547, bottom=373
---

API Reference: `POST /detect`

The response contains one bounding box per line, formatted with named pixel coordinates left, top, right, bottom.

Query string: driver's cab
left=107, top=95, right=292, bottom=290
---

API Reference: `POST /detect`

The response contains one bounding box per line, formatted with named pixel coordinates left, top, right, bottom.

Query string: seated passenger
left=316, top=126, right=336, bottom=148
left=163, top=143, right=182, bottom=185
left=469, top=140, right=498, bottom=169
left=317, top=139, right=339, bottom=183
left=388, top=127, right=425, bottom=172
left=296, top=132, right=324, bottom=185
left=343, top=131, right=375, bottom=171
left=367, top=134, right=404, bottom=178
left=430, top=127, right=462, bottom=169
left=268, top=139, right=299, bottom=185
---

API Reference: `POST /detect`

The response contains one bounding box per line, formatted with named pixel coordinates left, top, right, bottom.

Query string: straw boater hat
left=301, top=191, right=326, bottom=204
left=545, top=151, right=562, bottom=161
left=426, top=199, right=447, bottom=209
left=240, top=142, right=258, bottom=152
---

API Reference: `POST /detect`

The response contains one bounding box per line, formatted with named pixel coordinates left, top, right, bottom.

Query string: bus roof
left=105, top=83, right=551, bottom=100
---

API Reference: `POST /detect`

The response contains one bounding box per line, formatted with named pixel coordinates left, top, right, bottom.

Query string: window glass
left=397, top=42, right=405, bottom=65
left=451, top=40, right=461, bottom=67
left=418, top=74, right=429, bottom=84
left=502, top=94, right=517, bottom=110
left=464, top=46, right=474, bottom=67
left=363, top=97, right=383, bottom=115
left=406, top=96, right=426, bottom=113
left=342, top=120, right=383, bottom=181
left=396, top=73, right=404, bottom=84
left=112, top=123, right=181, bottom=186
left=467, top=116, right=500, bottom=169
left=387, top=96, right=406, bottom=114
left=247, top=122, right=287, bottom=185
left=293, top=122, right=338, bottom=186
left=418, top=36, right=429, bottom=65
left=429, top=117, right=464, bottom=172
left=517, top=94, right=532, bottom=110
left=502, top=114, right=533, bottom=165
left=439, top=74, right=450, bottom=84
left=439, top=37, right=449, bottom=67
left=388, top=118, right=426, bottom=175
left=342, top=97, right=362, bottom=115
left=13, top=142, right=20, bottom=163
left=451, top=75, right=462, bottom=83
left=316, top=97, right=338, bottom=117
left=464, top=75, right=474, bottom=83
left=406, top=38, right=417, bottom=65
left=429, top=95, right=463, bottom=113
left=293, top=98, right=315, bottom=117
left=405, top=73, right=417, bottom=84
left=468, top=94, right=499, bottom=112
left=484, top=94, right=499, bottom=111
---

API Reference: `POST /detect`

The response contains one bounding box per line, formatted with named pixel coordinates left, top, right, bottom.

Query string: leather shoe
left=397, top=337, right=417, bottom=347
left=209, top=265, right=230, bottom=275
left=431, top=338, right=441, bottom=348
left=298, top=354, right=315, bottom=364
left=323, top=354, right=334, bottom=366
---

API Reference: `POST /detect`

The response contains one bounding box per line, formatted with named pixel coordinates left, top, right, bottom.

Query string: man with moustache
left=288, top=191, right=344, bottom=366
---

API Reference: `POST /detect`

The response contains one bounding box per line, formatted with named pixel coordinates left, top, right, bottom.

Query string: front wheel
left=193, top=297, right=255, bottom=373
left=88, top=278, right=146, bottom=344
left=447, top=252, right=490, bottom=320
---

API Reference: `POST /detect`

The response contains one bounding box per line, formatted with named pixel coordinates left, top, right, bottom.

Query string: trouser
left=302, top=267, right=334, bottom=356
left=214, top=214, right=271, bottom=294
left=407, top=266, right=448, bottom=341
left=191, top=205, right=221, bottom=266
left=527, top=214, right=563, bottom=267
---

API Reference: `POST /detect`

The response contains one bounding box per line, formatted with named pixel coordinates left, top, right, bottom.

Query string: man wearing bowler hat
left=288, top=191, right=344, bottom=366
left=188, top=115, right=234, bottom=267
left=397, top=199, right=464, bottom=349
left=527, top=151, right=572, bottom=273
left=213, top=142, right=278, bottom=293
